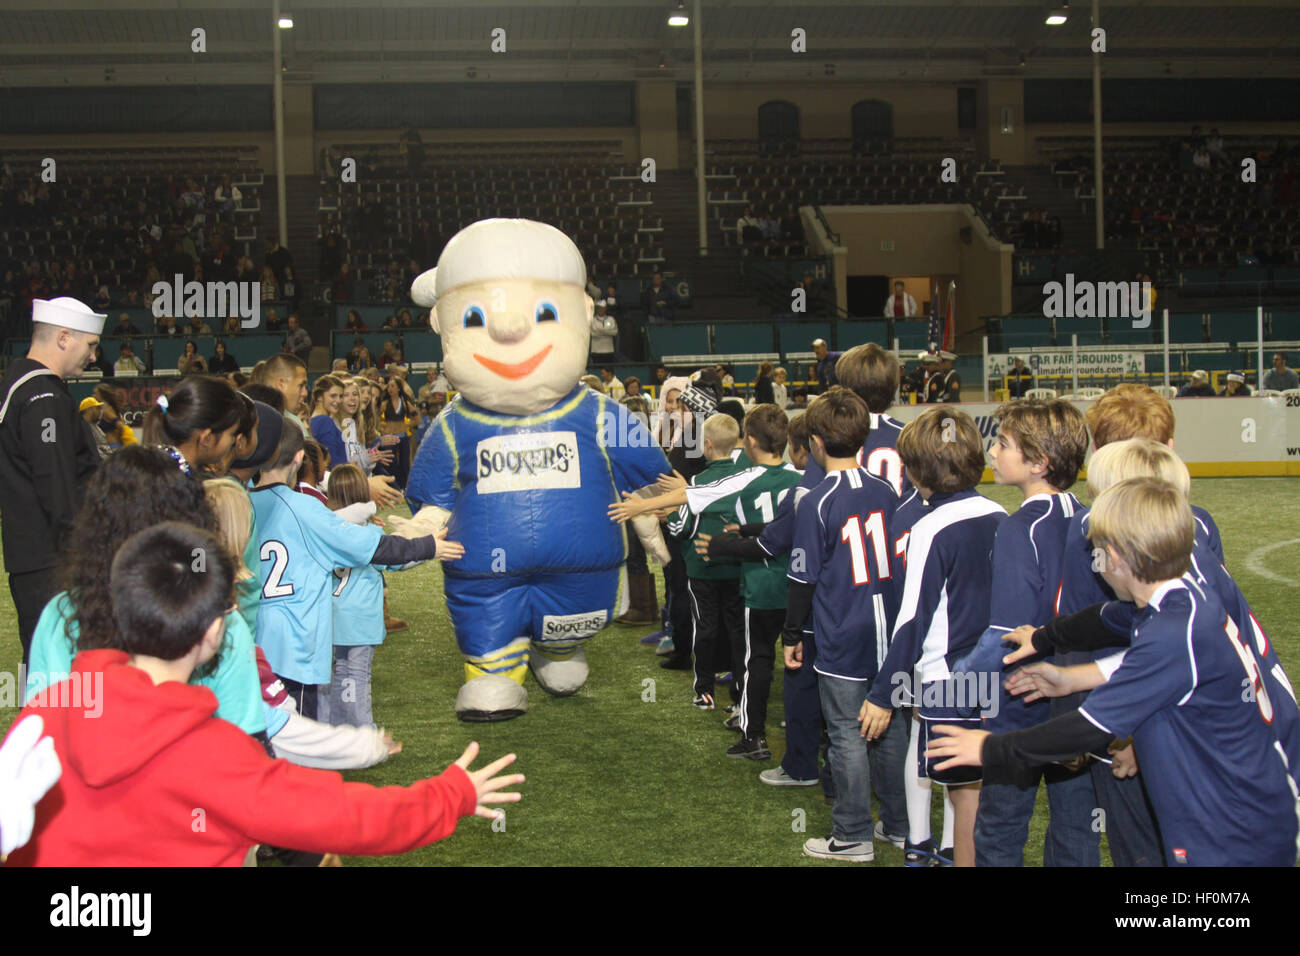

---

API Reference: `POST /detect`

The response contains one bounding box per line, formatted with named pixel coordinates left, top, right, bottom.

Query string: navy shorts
left=917, top=712, right=983, bottom=787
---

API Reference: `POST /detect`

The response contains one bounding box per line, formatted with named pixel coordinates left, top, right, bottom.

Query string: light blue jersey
left=250, top=483, right=384, bottom=685
left=26, top=590, right=266, bottom=736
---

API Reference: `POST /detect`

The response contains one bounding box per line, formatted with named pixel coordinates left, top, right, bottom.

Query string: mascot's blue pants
left=446, top=567, right=624, bottom=684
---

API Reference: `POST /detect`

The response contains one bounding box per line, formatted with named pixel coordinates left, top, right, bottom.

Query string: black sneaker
left=726, top=735, right=771, bottom=760
left=934, top=845, right=955, bottom=867
left=722, top=713, right=743, bottom=732
left=904, top=838, right=939, bottom=867
left=693, top=693, right=716, bottom=711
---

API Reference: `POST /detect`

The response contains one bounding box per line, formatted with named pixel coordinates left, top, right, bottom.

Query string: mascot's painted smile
left=474, top=345, right=553, bottom=380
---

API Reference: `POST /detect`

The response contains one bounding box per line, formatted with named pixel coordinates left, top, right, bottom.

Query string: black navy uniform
left=0, top=358, right=100, bottom=663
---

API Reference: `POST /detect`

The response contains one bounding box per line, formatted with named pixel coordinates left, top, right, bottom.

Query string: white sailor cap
left=938, top=350, right=957, bottom=361
left=32, top=297, right=107, bottom=335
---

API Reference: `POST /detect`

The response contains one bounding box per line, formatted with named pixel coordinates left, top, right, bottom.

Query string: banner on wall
left=986, top=351, right=1146, bottom=381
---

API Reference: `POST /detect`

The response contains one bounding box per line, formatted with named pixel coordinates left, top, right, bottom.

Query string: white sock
left=905, top=723, right=932, bottom=845
left=940, top=788, right=956, bottom=849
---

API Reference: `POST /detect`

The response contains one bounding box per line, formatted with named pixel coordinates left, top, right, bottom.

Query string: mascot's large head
left=411, top=218, right=593, bottom=416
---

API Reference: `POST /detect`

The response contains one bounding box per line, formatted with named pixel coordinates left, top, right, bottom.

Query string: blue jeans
left=818, top=674, right=910, bottom=843
left=975, top=764, right=1100, bottom=867
left=1091, top=761, right=1165, bottom=867
left=320, top=644, right=376, bottom=728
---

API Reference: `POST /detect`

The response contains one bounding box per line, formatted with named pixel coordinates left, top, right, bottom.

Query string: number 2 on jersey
left=840, top=511, right=891, bottom=585
left=260, top=540, right=295, bottom=599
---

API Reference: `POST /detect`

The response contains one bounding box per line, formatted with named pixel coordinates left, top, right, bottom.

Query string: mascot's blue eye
left=463, top=306, right=485, bottom=329
left=535, top=301, right=558, bottom=323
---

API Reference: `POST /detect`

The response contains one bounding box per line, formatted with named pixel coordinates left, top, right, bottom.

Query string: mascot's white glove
left=0, top=715, right=62, bottom=860
left=626, top=485, right=672, bottom=566
left=386, top=504, right=450, bottom=540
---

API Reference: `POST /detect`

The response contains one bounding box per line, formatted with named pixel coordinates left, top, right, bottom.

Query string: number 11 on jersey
left=841, top=511, right=891, bottom=586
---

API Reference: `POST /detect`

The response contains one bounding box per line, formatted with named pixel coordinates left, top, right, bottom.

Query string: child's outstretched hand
left=1000, top=625, right=1040, bottom=665
left=608, top=491, right=647, bottom=524
left=434, top=527, right=465, bottom=560
left=694, top=532, right=712, bottom=560
left=656, top=470, right=687, bottom=493
left=379, top=729, right=403, bottom=755
left=453, top=742, right=524, bottom=821
left=924, top=725, right=990, bottom=772
left=1004, top=661, right=1071, bottom=702
left=859, top=700, right=892, bottom=740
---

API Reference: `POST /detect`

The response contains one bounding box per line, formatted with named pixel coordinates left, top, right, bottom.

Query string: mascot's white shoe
left=530, top=649, right=589, bottom=698
left=455, top=675, right=528, bottom=723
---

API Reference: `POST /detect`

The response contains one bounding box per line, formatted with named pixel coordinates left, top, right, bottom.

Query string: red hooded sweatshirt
left=4, top=650, right=478, bottom=866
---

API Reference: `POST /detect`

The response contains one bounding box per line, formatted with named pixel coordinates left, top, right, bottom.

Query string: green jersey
left=732, top=463, right=803, bottom=608
left=667, top=456, right=746, bottom=580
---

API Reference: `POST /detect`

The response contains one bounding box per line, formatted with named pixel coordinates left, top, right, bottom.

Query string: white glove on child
left=0, top=715, right=63, bottom=860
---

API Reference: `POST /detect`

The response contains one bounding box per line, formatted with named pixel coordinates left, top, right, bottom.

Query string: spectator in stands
left=642, top=271, right=677, bottom=323
left=345, top=309, right=368, bottom=332
left=282, top=267, right=299, bottom=311
left=883, top=280, right=918, bottom=318
left=86, top=345, right=113, bottom=377
left=1221, top=372, right=1249, bottom=397
left=284, top=313, right=313, bottom=366
left=737, top=206, right=762, bottom=244
left=1264, top=352, right=1300, bottom=392
left=623, top=376, right=643, bottom=399
left=400, top=123, right=425, bottom=177
left=1046, top=215, right=1063, bottom=249
left=753, top=361, right=775, bottom=405
left=259, top=265, right=278, bottom=302
left=387, top=347, right=412, bottom=379
left=264, top=308, right=283, bottom=333
left=653, top=364, right=669, bottom=391
left=348, top=338, right=374, bottom=373
left=112, top=312, right=141, bottom=337
left=590, top=299, right=619, bottom=362
left=781, top=206, right=804, bottom=244
left=772, top=366, right=789, bottom=408
left=376, top=340, right=398, bottom=370
left=811, top=338, right=841, bottom=392
left=210, top=339, right=239, bottom=376
left=798, top=272, right=824, bottom=314
left=1178, top=370, right=1216, bottom=397
left=718, top=364, right=736, bottom=396
left=370, top=268, right=391, bottom=302
left=603, top=283, right=620, bottom=318
left=185, top=315, right=212, bottom=336
left=114, top=343, right=145, bottom=374
left=397, top=309, right=413, bottom=329
left=181, top=178, right=205, bottom=209
left=586, top=265, right=604, bottom=302
left=1006, top=356, right=1033, bottom=398
left=151, top=313, right=176, bottom=337
left=418, top=364, right=450, bottom=404
left=380, top=312, right=399, bottom=330
left=214, top=176, right=242, bottom=214
left=221, top=316, right=242, bottom=336
left=178, top=340, right=208, bottom=375
left=760, top=210, right=782, bottom=242
left=319, top=231, right=343, bottom=281
left=91, top=285, right=112, bottom=312
left=925, top=350, right=961, bottom=403
left=333, top=262, right=356, bottom=303
left=209, top=240, right=236, bottom=283
left=1193, top=146, right=1212, bottom=172
left=790, top=388, right=809, bottom=410
left=264, top=237, right=294, bottom=287
left=1206, top=128, right=1228, bottom=164
left=599, top=367, right=625, bottom=400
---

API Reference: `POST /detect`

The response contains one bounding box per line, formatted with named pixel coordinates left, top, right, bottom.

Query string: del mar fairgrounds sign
left=987, top=351, right=1145, bottom=380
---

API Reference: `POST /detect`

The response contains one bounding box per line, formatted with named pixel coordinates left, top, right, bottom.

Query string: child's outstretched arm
left=271, top=705, right=399, bottom=770
left=370, top=528, right=463, bottom=566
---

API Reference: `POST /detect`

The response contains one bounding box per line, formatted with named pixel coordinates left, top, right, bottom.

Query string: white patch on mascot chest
left=540, top=610, right=609, bottom=641
left=475, top=431, right=581, bottom=494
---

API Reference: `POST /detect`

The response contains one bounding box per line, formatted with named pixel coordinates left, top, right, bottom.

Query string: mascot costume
left=394, top=219, right=671, bottom=721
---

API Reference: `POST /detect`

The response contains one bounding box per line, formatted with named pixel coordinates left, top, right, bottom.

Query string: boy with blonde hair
left=926, top=479, right=1300, bottom=867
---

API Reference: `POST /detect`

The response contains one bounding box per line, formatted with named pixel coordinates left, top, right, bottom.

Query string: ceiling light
left=278, top=17, right=294, bottom=29
left=1045, top=14, right=1067, bottom=25
left=668, top=2, right=689, bottom=27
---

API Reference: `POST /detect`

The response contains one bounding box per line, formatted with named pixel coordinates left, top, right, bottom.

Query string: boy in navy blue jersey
left=799, top=343, right=908, bottom=496
left=1056, top=385, right=1223, bottom=866
left=861, top=407, right=1006, bottom=867
left=784, top=387, right=903, bottom=862
left=951, top=399, right=1098, bottom=867
left=927, top=479, right=1300, bottom=867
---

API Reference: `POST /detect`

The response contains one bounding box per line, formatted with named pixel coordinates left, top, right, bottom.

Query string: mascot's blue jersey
left=406, top=384, right=669, bottom=578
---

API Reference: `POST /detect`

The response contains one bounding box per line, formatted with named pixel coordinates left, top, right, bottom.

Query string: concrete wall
left=700, top=81, right=959, bottom=140
left=637, top=79, right=679, bottom=170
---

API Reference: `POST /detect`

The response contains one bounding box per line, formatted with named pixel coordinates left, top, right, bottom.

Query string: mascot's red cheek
left=473, top=345, right=553, bottom=380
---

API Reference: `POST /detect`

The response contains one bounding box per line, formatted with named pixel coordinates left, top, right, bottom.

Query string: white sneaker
left=874, top=820, right=906, bottom=849
left=803, top=836, right=874, bottom=862
left=759, top=767, right=819, bottom=787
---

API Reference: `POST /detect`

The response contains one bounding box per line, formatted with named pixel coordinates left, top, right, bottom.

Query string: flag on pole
left=927, top=281, right=942, bottom=353
left=943, top=280, right=956, bottom=352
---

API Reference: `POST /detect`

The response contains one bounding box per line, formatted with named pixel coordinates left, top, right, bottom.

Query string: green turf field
left=2, top=477, right=1297, bottom=866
